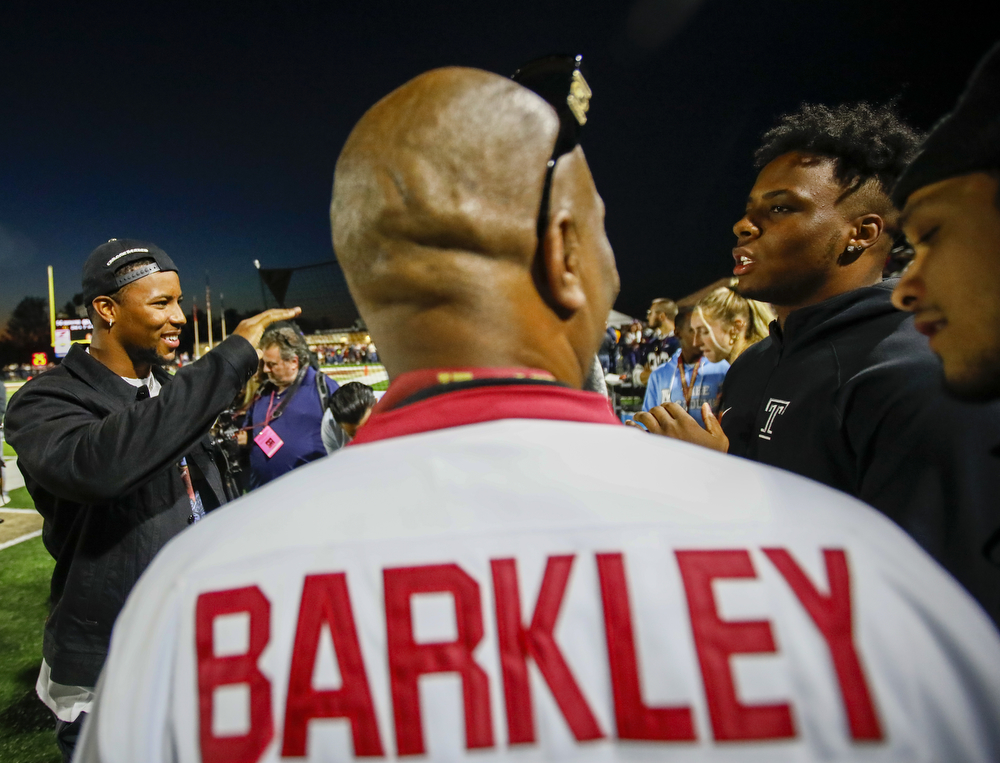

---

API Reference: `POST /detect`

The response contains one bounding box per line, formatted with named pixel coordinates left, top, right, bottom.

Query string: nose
left=891, top=257, right=924, bottom=312
left=171, top=302, right=187, bottom=326
left=733, top=214, right=759, bottom=241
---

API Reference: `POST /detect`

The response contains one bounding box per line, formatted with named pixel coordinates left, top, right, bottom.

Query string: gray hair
left=260, top=324, right=312, bottom=368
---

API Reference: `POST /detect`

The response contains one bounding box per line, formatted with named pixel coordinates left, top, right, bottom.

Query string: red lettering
left=675, top=550, right=795, bottom=741
left=763, top=548, right=882, bottom=741
left=383, top=564, right=493, bottom=755
left=596, top=553, right=696, bottom=741
left=490, top=556, right=604, bottom=744
left=281, top=573, right=385, bottom=757
left=196, top=586, right=274, bottom=763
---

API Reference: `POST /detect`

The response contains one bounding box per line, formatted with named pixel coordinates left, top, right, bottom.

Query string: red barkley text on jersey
left=77, top=416, right=1000, bottom=762
left=196, top=547, right=880, bottom=762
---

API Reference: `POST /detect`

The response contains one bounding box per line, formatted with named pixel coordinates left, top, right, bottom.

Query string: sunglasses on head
left=511, top=54, right=592, bottom=246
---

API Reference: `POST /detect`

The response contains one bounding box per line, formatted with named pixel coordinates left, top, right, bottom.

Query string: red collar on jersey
left=350, top=367, right=620, bottom=445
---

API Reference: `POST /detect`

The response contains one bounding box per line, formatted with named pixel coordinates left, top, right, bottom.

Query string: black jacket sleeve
left=6, top=336, right=258, bottom=503
left=840, top=342, right=1000, bottom=620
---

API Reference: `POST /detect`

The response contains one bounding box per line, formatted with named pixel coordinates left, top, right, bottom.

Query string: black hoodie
left=721, top=280, right=1000, bottom=627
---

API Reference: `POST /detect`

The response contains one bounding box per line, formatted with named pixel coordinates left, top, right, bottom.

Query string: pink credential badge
left=254, top=425, right=284, bottom=458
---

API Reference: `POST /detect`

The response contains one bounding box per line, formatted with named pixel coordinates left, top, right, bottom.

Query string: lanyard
left=247, top=367, right=309, bottom=433
left=263, top=391, right=279, bottom=426
left=676, top=357, right=700, bottom=411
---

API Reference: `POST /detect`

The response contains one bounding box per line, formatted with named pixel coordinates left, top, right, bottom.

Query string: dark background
left=0, top=0, right=995, bottom=327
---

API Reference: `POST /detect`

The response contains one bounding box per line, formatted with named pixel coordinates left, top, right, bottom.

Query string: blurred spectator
left=597, top=323, right=618, bottom=373
left=689, top=282, right=774, bottom=365
left=618, top=320, right=644, bottom=375
left=321, top=381, right=376, bottom=454
left=244, top=324, right=339, bottom=488
left=642, top=298, right=679, bottom=367
left=642, top=306, right=729, bottom=426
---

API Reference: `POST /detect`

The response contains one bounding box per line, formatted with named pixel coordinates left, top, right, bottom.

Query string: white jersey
left=76, top=419, right=1000, bottom=762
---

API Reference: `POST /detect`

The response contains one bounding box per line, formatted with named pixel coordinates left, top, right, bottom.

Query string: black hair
left=675, top=305, right=694, bottom=330
left=86, top=257, right=156, bottom=323
left=754, top=102, right=923, bottom=194
left=329, top=381, right=377, bottom=425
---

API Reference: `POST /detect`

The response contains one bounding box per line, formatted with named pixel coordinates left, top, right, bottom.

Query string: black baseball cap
left=82, top=238, right=179, bottom=305
left=893, top=41, right=1000, bottom=207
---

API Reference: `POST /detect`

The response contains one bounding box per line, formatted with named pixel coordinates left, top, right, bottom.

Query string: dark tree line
left=0, top=296, right=50, bottom=364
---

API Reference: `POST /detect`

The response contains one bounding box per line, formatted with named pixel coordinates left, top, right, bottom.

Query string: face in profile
left=647, top=304, right=668, bottom=331
left=732, top=152, right=853, bottom=307
left=690, top=310, right=733, bottom=364
left=674, top=314, right=701, bottom=360
left=261, top=345, right=300, bottom=388
left=113, top=271, right=186, bottom=365
left=892, top=172, right=1000, bottom=401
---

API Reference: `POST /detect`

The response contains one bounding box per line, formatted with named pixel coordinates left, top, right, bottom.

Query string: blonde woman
left=690, top=283, right=774, bottom=365
left=632, top=283, right=773, bottom=447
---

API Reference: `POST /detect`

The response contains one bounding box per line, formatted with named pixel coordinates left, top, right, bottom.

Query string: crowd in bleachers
left=312, top=342, right=379, bottom=365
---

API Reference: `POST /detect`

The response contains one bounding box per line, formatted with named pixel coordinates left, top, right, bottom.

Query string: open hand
left=627, top=402, right=729, bottom=453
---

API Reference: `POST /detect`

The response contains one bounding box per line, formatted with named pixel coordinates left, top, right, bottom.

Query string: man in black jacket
left=639, top=103, right=1000, bottom=629
left=891, top=42, right=1000, bottom=564
left=892, top=42, right=1000, bottom=404
left=4, top=238, right=298, bottom=760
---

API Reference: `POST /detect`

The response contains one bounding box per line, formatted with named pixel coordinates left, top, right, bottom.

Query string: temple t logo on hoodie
left=759, top=398, right=790, bottom=440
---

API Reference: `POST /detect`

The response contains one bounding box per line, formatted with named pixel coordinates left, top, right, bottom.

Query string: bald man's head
left=331, top=66, right=618, bottom=385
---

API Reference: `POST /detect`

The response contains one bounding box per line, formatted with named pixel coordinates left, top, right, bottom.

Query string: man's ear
left=839, top=213, right=885, bottom=265
left=853, top=212, right=884, bottom=248
left=541, top=208, right=586, bottom=314
left=91, top=297, right=116, bottom=327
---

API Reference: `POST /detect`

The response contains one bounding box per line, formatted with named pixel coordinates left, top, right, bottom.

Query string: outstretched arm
left=7, top=307, right=301, bottom=503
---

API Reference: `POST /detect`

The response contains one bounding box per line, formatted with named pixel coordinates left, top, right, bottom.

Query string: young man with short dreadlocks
left=640, top=102, right=1000, bottom=628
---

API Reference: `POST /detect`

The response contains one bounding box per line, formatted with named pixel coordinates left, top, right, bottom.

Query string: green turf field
left=0, top=536, right=59, bottom=763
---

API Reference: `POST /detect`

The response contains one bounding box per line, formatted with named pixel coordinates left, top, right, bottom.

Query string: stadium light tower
left=47, top=265, right=56, bottom=346
left=193, top=300, right=200, bottom=359
left=205, top=271, right=213, bottom=350
left=254, top=259, right=267, bottom=311
left=220, top=293, right=227, bottom=341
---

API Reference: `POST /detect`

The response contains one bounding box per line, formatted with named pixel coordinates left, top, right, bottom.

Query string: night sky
left=1, top=1, right=995, bottom=327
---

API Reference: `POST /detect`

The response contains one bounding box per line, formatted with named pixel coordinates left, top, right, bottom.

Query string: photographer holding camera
left=243, top=324, right=339, bottom=489
left=4, top=238, right=299, bottom=761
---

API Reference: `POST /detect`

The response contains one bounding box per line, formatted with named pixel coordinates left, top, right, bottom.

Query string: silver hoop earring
left=108, top=319, right=114, bottom=329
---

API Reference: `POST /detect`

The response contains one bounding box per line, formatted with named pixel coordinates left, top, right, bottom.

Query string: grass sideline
left=0, top=536, right=59, bottom=763
left=0, top=450, right=57, bottom=762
